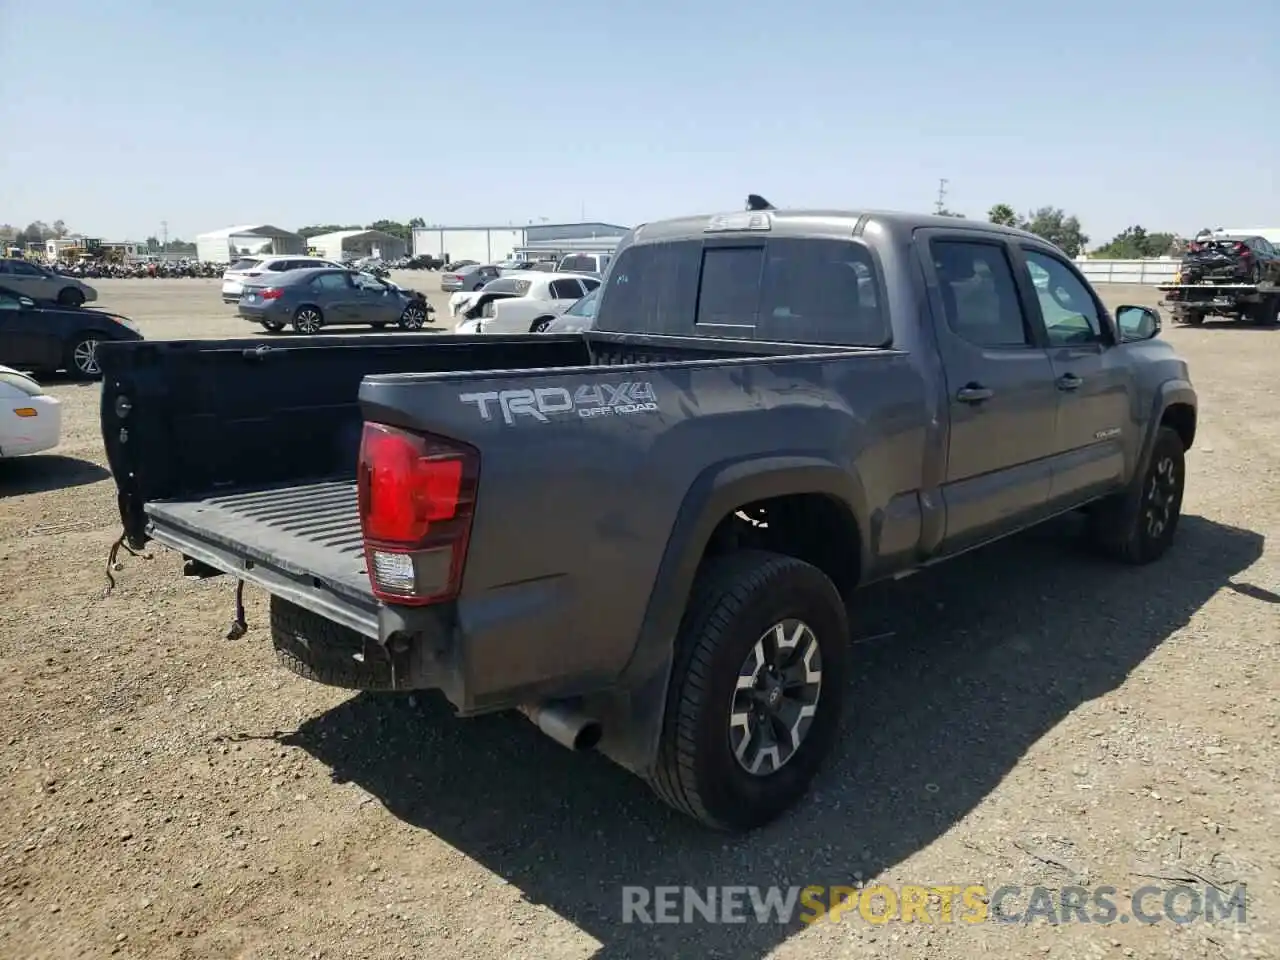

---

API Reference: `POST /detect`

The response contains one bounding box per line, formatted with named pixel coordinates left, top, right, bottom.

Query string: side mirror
left=1116, top=304, right=1161, bottom=342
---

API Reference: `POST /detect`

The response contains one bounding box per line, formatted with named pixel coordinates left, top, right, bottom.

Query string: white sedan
left=0, top=366, right=61, bottom=458
left=453, top=273, right=600, bottom=334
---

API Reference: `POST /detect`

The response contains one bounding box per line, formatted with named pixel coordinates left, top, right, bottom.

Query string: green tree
left=366, top=219, right=412, bottom=243
left=987, top=203, right=1018, bottom=227
left=1091, top=226, right=1178, bottom=259
left=936, top=209, right=966, bottom=218
left=408, top=216, right=425, bottom=229
left=1019, top=207, right=1088, bottom=257
left=52, top=219, right=69, bottom=238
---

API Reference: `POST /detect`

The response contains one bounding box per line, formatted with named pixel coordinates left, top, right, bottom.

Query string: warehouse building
left=195, top=225, right=305, bottom=263
left=411, top=221, right=629, bottom=265
left=306, top=229, right=407, bottom=262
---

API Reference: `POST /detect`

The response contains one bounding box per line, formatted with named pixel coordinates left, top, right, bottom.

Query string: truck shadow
left=281, top=513, right=1263, bottom=959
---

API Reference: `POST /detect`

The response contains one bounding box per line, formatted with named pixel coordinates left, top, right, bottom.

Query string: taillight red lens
left=357, top=423, right=479, bottom=605
left=1188, top=242, right=1201, bottom=252
left=1235, top=242, right=1249, bottom=256
left=261, top=287, right=283, bottom=300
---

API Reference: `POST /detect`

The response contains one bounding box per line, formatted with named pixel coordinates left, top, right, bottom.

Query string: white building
left=195, top=224, right=305, bottom=263
left=411, top=221, right=629, bottom=265
left=307, top=229, right=407, bottom=262
left=411, top=225, right=528, bottom=264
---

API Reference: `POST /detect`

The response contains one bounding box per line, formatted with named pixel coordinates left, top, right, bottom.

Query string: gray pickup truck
left=99, top=208, right=1197, bottom=831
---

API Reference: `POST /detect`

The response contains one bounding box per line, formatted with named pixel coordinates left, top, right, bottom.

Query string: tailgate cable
left=101, top=533, right=151, bottom=597
left=226, top=581, right=248, bottom=641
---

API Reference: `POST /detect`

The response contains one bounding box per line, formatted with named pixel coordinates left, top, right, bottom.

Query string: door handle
left=956, top=384, right=994, bottom=403
left=1057, top=373, right=1083, bottom=391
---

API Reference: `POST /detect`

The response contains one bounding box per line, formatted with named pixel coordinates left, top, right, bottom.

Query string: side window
left=1022, top=249, right=1102, bottom=346
left=931, top=241, right=1031, bottom=348
left=696, top=246, right=763, bottom=328
left=10, top=261, right=43, bottom=276
left=595, top=240, right=702, bottom=335
left=757, top=238, right=887, bottom=346
left=311, top=272, right=350, bottom=292
left=549, top=279, right=583, bottom=299
left=0, top=261, right=11, bottom=274
left=580, top=277, right=600, bottom=292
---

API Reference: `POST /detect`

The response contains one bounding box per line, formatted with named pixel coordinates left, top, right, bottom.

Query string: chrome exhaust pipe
left=518, top=703, right=603, bottom=752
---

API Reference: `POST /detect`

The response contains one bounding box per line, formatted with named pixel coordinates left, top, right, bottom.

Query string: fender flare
left=1139, top=380, right=1196, bottom=475
left=595, top=455, right=868, bottom=774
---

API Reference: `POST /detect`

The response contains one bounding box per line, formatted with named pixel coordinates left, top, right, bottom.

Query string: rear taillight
left=357, top=423, right=479, bottom=605
left=261, top=287, right=283, bottom=300
left=1188, top=242, right=1201, bottom=252
left=1235, top=242, right=1250, bottom=256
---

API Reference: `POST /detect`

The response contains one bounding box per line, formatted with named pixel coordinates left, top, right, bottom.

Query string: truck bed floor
left=145, top=481, right=375, bottom=621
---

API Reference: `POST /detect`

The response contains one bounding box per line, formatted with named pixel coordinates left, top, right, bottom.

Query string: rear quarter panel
left=359, top=350, right=929, bottom=706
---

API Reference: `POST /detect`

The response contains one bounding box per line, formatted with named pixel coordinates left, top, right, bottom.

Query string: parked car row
left=1, top=257, right=98, bottom=307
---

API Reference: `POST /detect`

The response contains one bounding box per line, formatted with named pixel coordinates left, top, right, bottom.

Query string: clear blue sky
left=1, top=0, right=1276, bottom=246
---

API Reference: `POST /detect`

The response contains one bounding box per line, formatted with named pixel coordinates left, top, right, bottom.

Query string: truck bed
left=146, top=480, right=378, bottom=636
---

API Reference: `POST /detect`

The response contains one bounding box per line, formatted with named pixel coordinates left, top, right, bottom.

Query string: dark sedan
left=0, top=286, right=143, bottom=380
left=238, top=268, right=433, bottom=334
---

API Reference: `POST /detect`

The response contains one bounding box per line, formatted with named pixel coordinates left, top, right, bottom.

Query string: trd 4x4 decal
left=460, top=382, right=659, bottom=425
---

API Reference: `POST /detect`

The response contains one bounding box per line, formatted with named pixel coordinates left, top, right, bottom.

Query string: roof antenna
left=746, top=194, right=775, bottom=212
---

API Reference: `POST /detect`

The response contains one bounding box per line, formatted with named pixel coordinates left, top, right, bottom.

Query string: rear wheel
left=57, top=287, right=85, bottom=308
left=646, top=550, right=849, bottom=831
left=261, top=317, right=286, bottom=332
left=65, top=333, right=102, bottom=380
left=529, top=316, right=554, bottom=333
left=1175, top=309, right=1205, bottom=326
left=292, top=305, right=323, bottom=334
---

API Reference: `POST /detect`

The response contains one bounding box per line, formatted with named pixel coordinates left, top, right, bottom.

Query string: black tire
left=1175, top=310, right=1205, bottom=326
left=261, top=317, right=286, bottom=333
left=64, top=332, right=102, bottom=380
left=399, top=302, right=428, bottom=330
left=57, top=287, right=85, bottom=308
left=1247, top=294, right=1279, bottom=326
left=646, top=550, right=849, bottom=831
left=1086, top=426, right=1185, bottom=564
left=369, top=322, right=388, bottom=330
left=270, top=596, right=393, bottom=690
left=529, top=316, right=553, bottom=333
left=292, top=305, right=323, bottom=334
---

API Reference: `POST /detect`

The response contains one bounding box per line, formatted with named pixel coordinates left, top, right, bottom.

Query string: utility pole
left=160, top=220, right=169, bottom=255
left=934, top=179, right=948, bottom=215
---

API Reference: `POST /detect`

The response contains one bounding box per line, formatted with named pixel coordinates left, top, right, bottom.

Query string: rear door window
left=229, top=258, right=261, bottom=272
left=549, top=278, right=584, bottom=299
left=311, top=272, right=351, bottom=292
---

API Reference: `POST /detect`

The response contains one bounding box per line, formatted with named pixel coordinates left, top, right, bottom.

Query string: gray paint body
left=360, top=210, right=1195, bottom=772
left=107, top=209, right=1197, bottom=776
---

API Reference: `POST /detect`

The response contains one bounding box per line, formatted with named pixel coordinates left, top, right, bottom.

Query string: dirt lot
left=1, top=279, right=1276, bottom=960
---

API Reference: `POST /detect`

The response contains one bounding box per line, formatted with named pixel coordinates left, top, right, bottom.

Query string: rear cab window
left=596, top=237, right=888, bottom=345
left=229, top=258, right=262, bottom=272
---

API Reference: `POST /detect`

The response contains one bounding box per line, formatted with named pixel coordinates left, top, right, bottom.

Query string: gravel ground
left=0, top=278, right=1276, bottom=960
